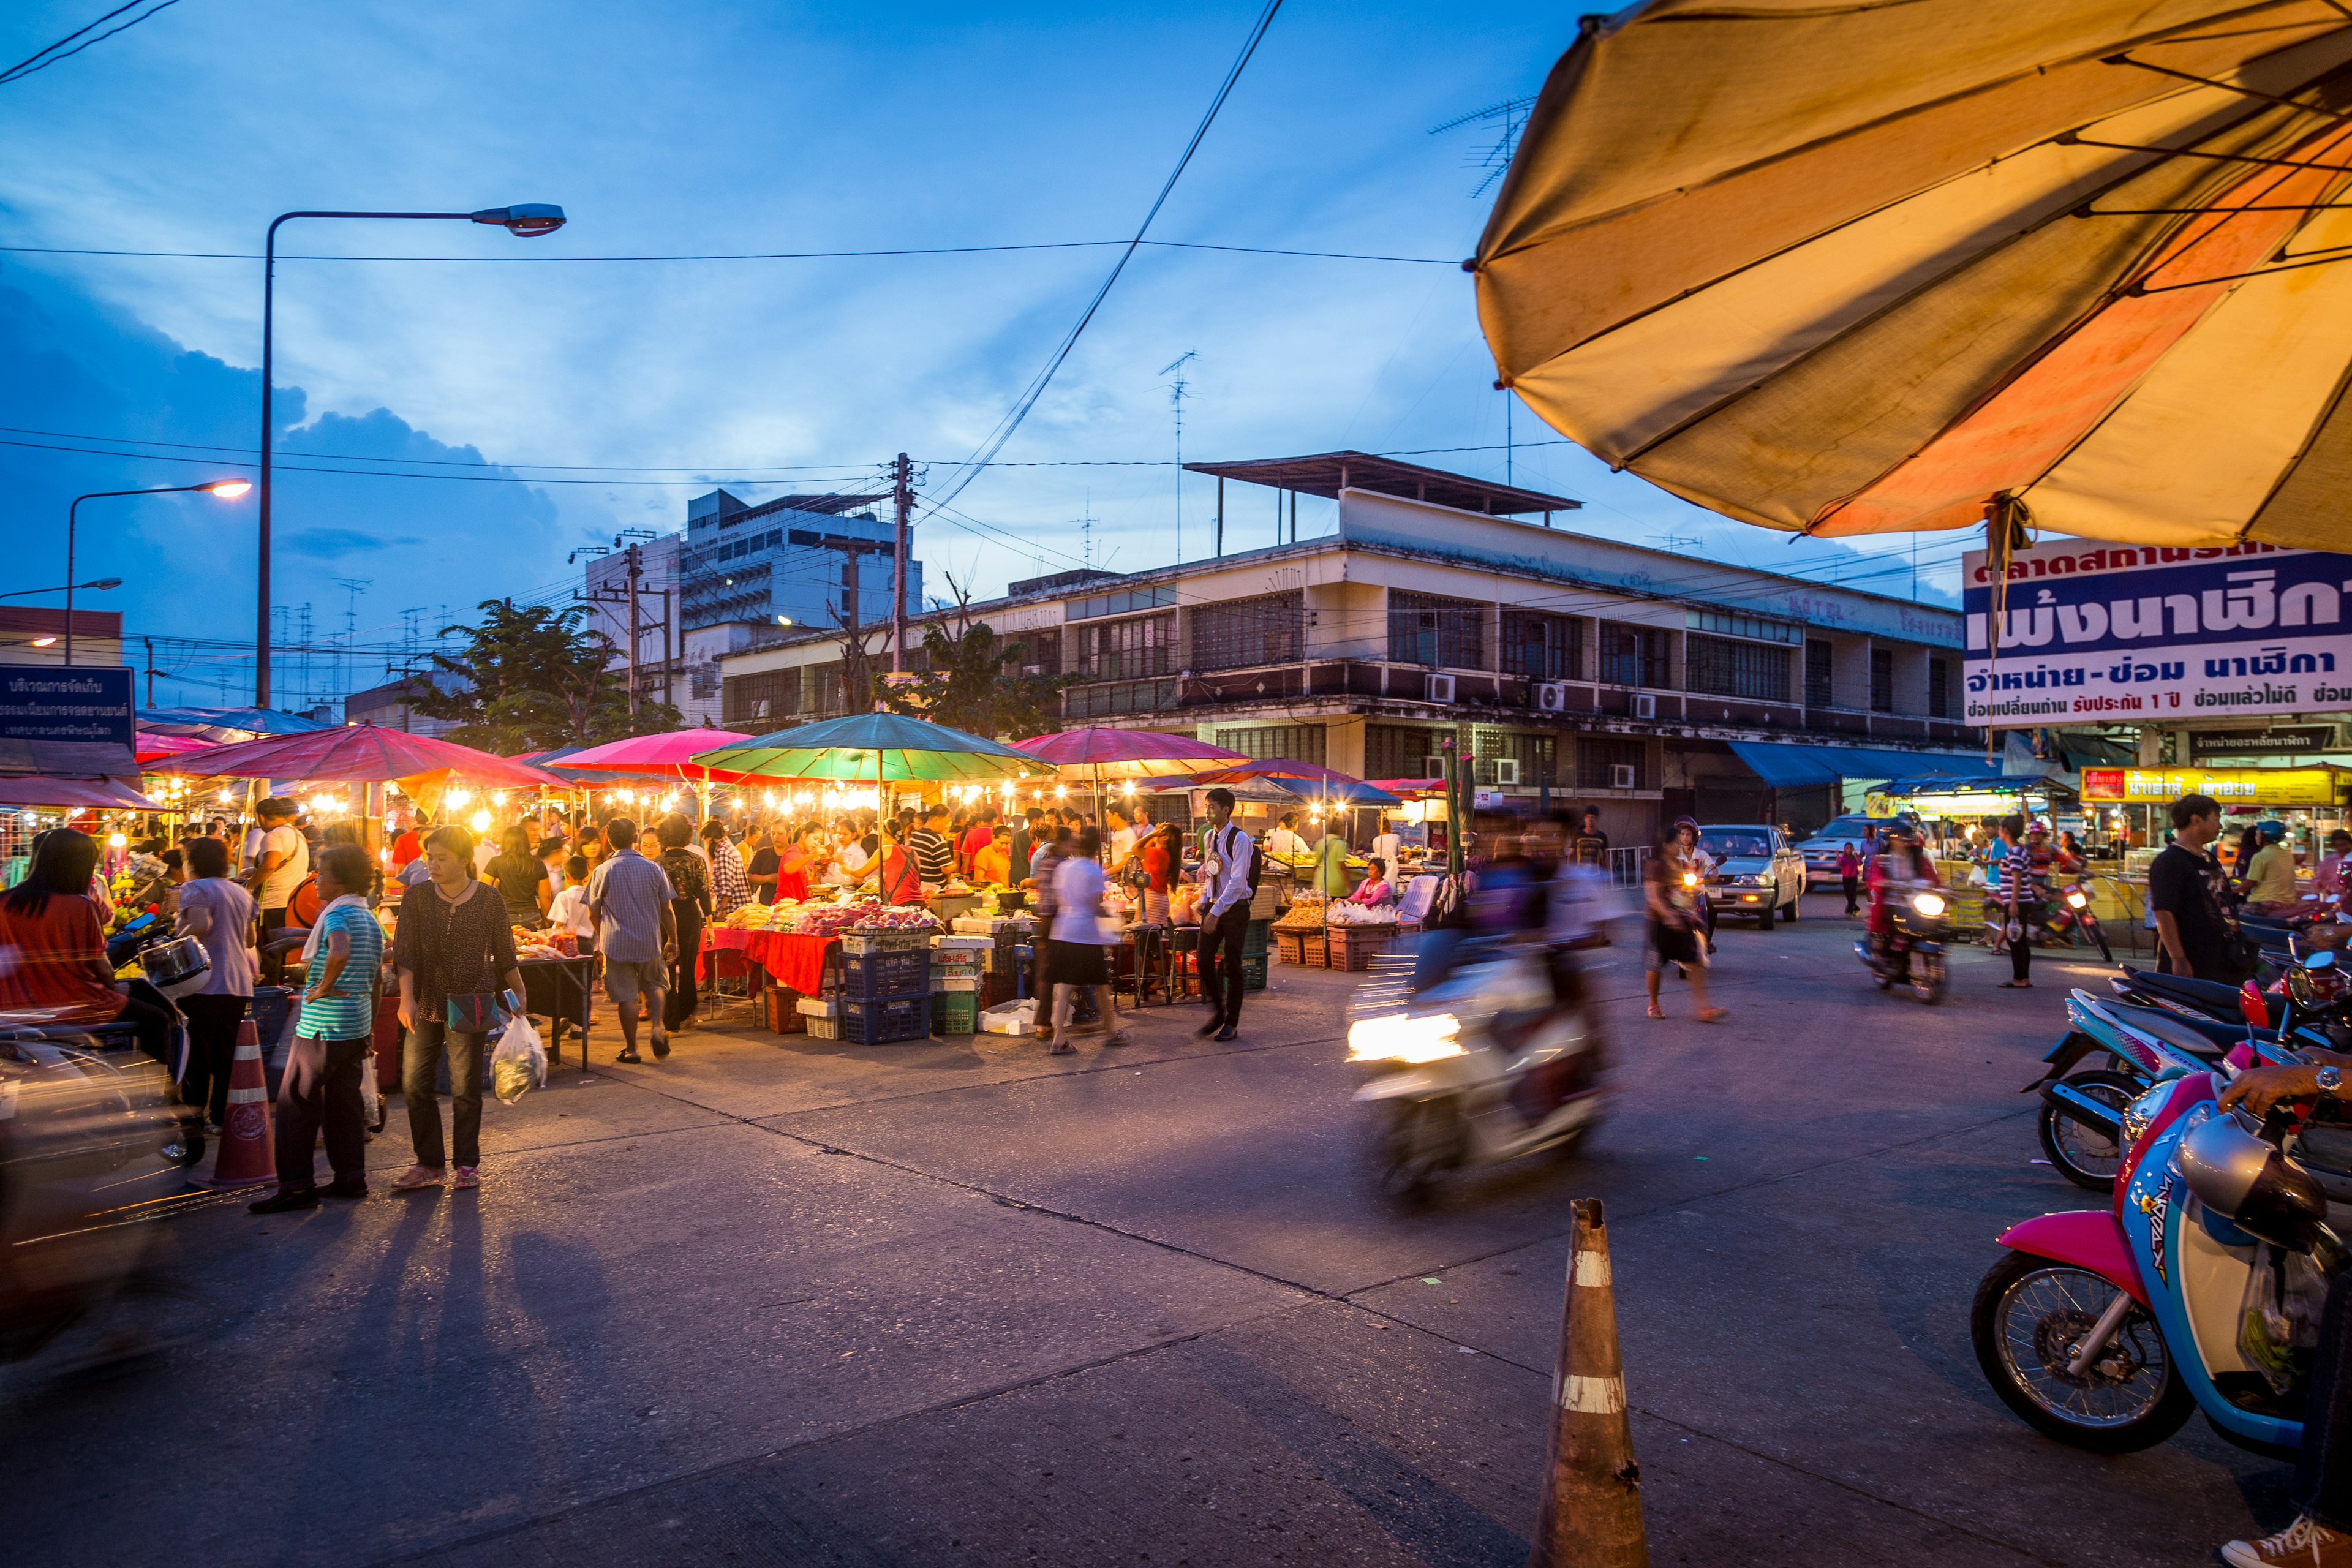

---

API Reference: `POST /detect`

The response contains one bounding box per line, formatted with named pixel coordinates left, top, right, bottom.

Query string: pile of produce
left=1273, top=895, right=1329, bottom=932
left=1324, top=900, right=1399, bottom=927
left=782, top=900, right=941, bottom=938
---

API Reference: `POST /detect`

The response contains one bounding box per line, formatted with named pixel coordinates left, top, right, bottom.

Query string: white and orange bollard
left=206, top=1018, right=275, bottom=1189
left=1529, top=1198, right=1649, bottom=1568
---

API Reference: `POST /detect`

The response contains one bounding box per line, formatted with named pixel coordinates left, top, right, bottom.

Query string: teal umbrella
left=689, top=712, right=1054, bottom=785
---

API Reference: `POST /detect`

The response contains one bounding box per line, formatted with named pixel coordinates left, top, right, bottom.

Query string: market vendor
left=974, top=823, right=1012, bottom=887
left=1313, top=824, right=1353, bottom=896
left=1349, top=858, right=1394, bottom=907
left=847, top=820, right=926, bottom=905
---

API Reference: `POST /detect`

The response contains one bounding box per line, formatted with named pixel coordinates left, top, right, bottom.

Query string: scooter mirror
left=2241, top=979, right=2272, bottom=1029
left=2310, top=950, right=2339, bottom=973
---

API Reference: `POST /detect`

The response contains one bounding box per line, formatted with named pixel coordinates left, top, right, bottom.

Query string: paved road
left=5, top=897, right=2283, bottom=1566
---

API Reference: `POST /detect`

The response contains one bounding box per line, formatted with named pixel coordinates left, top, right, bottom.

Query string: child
left=547, top=854, right=597, bottom=958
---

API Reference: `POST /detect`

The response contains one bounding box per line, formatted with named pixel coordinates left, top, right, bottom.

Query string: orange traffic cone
left=206, top=1018, right=275, bottom=1189
left=1529, top=1198, right=1649, bottom=1568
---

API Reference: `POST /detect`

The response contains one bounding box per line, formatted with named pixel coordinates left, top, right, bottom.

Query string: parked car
left=1695, top=826, right=1808, bottom=929
left=1795, top=814, right=1913, bottom=889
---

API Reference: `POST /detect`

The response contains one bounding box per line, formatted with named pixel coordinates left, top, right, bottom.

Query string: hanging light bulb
left=469, top=808, right=492, bottom=834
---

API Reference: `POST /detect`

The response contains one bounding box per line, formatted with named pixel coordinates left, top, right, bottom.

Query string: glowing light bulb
left=107, top=832, right=127, bottom=848
left=470, top=809, right=492, bottom=834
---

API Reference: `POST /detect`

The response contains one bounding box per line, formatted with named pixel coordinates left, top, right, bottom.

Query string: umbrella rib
left=2101, top=52, right=2352, bottom=122
left=2059, top=130, right=2352, bottom=175
left=2125, top=241, right=2352, bottom=293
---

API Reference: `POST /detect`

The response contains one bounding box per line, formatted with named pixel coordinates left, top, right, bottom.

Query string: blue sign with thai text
left=1961, top=540, right=2352, bottom=729
left=0, top=665, right=135, bottom=748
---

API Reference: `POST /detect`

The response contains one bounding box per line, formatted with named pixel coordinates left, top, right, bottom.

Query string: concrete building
left=713, top=453, right=1979, bottom=842
left=343, top=671, right=467, bottom=736
left=0, top=608, right=123, bottom=668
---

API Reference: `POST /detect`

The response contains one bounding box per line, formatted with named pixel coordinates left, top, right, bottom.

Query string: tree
left=410, top=598, right=681, bottom=753
left=879, top=576, right=1070, bottom=739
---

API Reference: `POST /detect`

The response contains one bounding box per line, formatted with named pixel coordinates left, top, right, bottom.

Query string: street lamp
left=66, top=483, right=251, bottom=666
left=255, top=203, right=567, bottom=706
left=0, top=578, right=123, bottom=601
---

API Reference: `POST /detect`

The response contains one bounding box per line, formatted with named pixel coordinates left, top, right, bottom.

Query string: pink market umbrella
left=556, top=728, right=760, bottom=784
left=146, top=724, right=569, bottom=790
left=1014, top=728, right=1249, bottom=823
left=135, top=731, right=216, bottom=764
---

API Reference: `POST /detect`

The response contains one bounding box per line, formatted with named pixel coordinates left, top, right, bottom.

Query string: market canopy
left=557, top=728, right=763, bottom=785
left=0, top=776, right=162, bottom=810
left=1726, top=742, right=2001, bottom=788
left=1186, top=759, right=1401, bottom=806
left=1013, top=728, right=1246, bottom=780
left=693, top=712, right=1055, bottom=783
left=1474, top=2, right=2352, bottom=548
left=147, top=725, right=569, bottom=789
left=137, top=706, right=335, bottom=741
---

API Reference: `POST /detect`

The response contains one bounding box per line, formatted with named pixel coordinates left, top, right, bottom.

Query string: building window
left=1068, top=584, right=1177, bottom=622
left=1471, top=727, right=1556, bottom=786
left=805, top=663, right=843, bottom=716
left=1500, top=611, right=1583, bottom=681
left=1214, top=725, right=1325, bottom=764
left=1804, top=639, right=1833, bottom=707
left=1076, top=612, right=1177, bottom=680
left=1192, top=591, right=1303, bottom=672
left=1366, top=724, right=1449, bottom=782
left=1010, top=627, right=1061, bottom=677
left=1684, top=633, right=1791, bottom=702
left=1577, top=737, right=1646, bottom=791
left=1597, top=623, right=1670, bottom=688
left=1685, top=608, right=1801, bottom=644
left=1928, top=658, right=1950, bottom=718
left=722, top=669, right=797, bottom=727
left=1388, top=592, right=1487, bottom=670
left=1063, top=677, right=1179, bottom=718
left=1870, top=648, right=1894, bottom=712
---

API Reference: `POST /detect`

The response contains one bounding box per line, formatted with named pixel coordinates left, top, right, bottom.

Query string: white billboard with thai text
left=1961, top=540, right=2352, bottom=729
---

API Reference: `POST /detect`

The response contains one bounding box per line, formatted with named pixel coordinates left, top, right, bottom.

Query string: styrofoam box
left=795, top=997, right=837, bottom=1018
left=932, top=976, right=980, bottom=992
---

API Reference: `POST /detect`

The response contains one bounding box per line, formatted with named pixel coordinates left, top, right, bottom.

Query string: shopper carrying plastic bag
left=491, top=1013, right=546, bottom=1105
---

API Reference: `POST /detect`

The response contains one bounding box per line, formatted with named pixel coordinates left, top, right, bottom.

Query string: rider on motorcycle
left=1866, top=822, right=1942, bottom=964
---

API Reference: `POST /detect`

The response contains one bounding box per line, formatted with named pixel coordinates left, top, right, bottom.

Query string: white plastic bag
left=491, top=1014, right=546, bottom=1104
left=979, top=998, right=1037, bottom=1035
left=360, top=1049, right=386, bottom=1133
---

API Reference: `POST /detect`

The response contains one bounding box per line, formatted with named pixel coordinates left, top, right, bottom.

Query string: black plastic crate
left=1242, top=918, right=1270, bottom=957
left=836, top=947, right=931, bottom=998
left=1240, top=954, right=1267, bottom=992
left=840, top=993, right=931, bottom=1045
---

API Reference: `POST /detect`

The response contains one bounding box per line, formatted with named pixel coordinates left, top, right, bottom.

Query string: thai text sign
left=2079, top=767, right=2344, bottom=807
left=0, top=664, right=132, bottom=747
left=1961, top=540, right=2352, bottom=728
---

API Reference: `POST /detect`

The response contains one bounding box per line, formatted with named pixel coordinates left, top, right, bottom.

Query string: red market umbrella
left=1013, top=728, right=1246, bottom=781
left=556, top=728, right=763, bottom=783
left=146, top=724, right=569, bottom=789
left=135, top=730, right=216, bottom=764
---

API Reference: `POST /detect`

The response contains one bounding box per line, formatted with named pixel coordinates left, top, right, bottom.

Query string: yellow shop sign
left=2079, top=767, right=2346, bottom=807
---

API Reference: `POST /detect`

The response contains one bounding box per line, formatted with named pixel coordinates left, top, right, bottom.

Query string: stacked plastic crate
left=930, top=935, right=990, bottom=1035
left=799, top=932, right=933, bottom=1043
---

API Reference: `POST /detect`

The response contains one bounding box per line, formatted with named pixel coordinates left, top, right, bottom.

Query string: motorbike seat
left=2096, top=998, right=2231, bottom=1058
left=2120, top=965, right=2263, bottom=1014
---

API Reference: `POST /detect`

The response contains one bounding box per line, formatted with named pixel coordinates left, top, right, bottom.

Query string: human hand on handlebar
left=2218, top=1063, right=2325, bottom=1117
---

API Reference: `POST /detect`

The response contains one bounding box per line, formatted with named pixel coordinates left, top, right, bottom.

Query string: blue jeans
left=402, top=1019, right=484, bottom=1169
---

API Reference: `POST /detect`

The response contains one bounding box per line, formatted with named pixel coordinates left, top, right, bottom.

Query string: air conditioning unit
left=1534, top=682, right=1568, bottom=713
left=1494, top=758, right=1521, bottom=785
left=1631, top=693, right=1657, bottom=720
left=1610, top=763, right=1638, bottom=790
left=1426, top=673, right=1457, bottom=703
left=1423, top=756, right=1450, bottom=780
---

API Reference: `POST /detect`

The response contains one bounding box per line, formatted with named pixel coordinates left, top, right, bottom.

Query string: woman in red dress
left=774, top=824, right=814, bottom=903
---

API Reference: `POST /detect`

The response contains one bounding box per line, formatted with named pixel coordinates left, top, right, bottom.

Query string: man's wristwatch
left=2318, top=1066, right=2343, bottom=1098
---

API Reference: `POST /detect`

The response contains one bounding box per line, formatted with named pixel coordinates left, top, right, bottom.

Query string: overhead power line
left=919, top=0, right=1286, bottom=517
left=0, top=0, right=184, bottom=86
left=0, top=237, right=1453, bottom=265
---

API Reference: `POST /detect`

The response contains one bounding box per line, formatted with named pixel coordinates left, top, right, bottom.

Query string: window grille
left=1577, top=737, right=1646, bottom=790
left=1075, top=612, right=1177, bottom=680
left=1365, top=724, right=1448, bottom=781
left=1387, top=592, right=1487, bottom=669
left=1063, top=678, right=1179, bottom=718
left=1804, top=640, right=1833, bottom=707
left=1499, top=611, right=1583, bottom=680
left=1684, top=633, right=1792, bottom=701
left=1928, top=658, right=1951, bottom=718
left=1191, top=591, right=1303, bottom=671
left=1213, top=725, right=1325, bottom=764
left=1871, top=648, right=1894, bottom=712
left=1597, top=623, right=1670, bottom=687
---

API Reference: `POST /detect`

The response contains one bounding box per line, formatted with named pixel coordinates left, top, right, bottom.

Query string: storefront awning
left=1726, top=741, right=1999, bottom=788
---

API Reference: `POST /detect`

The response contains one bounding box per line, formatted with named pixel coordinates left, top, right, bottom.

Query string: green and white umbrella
left=689, top=712, right=1054, bottom=785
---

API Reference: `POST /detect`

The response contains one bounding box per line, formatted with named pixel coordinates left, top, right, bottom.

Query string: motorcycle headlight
left=2120, top=1082, right=2169, bottom=1150
left=2066, top=890, right=2088, bottom=910
left=1681, top=872, right=1697, bottom=888
left=1910, top=892, right=1946, bottom=918
left=1347, top=1011, right=1464, bottom=1065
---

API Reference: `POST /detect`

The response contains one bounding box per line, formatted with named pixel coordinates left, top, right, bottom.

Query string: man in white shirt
left=1196, top=788, right=1257, bottom=1042
left=243, top=797, right=309, bottom=982
left=1265, top=813, right=1308, bottom=858
left=1371, top=816, right=1403, bottom=873
left=1106, top=808, right=1139, bottom=875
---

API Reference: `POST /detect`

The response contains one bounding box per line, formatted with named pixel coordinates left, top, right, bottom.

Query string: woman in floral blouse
left=656, top=813, right=713, bottom=1033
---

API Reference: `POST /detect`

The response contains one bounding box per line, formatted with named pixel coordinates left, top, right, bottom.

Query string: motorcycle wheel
left=2036, top=1069, right=2136, bottom=1190
left=1970, top=1251, right=2192, bottom=1453
left=1913, top=956, right=1946, bottom=1006
left=1373, top=1098, right=1457, bottom=1206
left=2090, top=922, right=2114, bottom=965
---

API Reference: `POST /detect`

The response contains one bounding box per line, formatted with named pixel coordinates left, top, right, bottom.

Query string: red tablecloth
left=703, top=927, right=835, bottom=992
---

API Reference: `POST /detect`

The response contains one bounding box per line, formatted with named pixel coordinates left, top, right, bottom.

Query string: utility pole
left=143, top=635, right=156, bottom=707
left=625, top=541, right=643, bottom=717
left=891, top=452, right=912, bottom=674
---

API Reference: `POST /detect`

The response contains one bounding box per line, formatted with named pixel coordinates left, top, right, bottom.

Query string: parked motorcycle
left=1853, top=884, right=1948, bottom=1003
left=1973, top=1071, right=2336, bottom=1457
left=2027, top=987, right=2249, bottom=1189
left=1349, top=938, right=1605, bottom=1202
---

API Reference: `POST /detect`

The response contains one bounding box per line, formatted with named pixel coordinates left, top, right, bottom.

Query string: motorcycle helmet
left=2179, top=1109, right=2330, bottom=1251
left=2258, top=820, right=2289, bottom=843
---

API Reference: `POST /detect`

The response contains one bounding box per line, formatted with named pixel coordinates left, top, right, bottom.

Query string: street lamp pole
left=66, top=483, right=250, bottom=666
left=255, top=203, right=566, bottom=707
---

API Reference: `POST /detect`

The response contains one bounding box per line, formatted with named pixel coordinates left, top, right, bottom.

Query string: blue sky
left=0, top=1, right=1958, bottom=710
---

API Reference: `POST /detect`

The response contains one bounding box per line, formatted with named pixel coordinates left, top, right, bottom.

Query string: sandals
left=1697, top=1007, right=1729, bottom=1024
left=1646, top=1005, right=1665, bottom=1020
left=390, top=1165, right=443, bottom=1191
left=616, top=1049, right=644, bottom=1064
left=1999, top=980, right=2033, bottom=989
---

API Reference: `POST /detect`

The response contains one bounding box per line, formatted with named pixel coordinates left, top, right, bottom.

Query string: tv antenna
left=1650, top=532, right=1705, bottom=554
left=1430, top=96, right=1538, bottom=198
left=1160, top=350, right=1197, bottom=561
